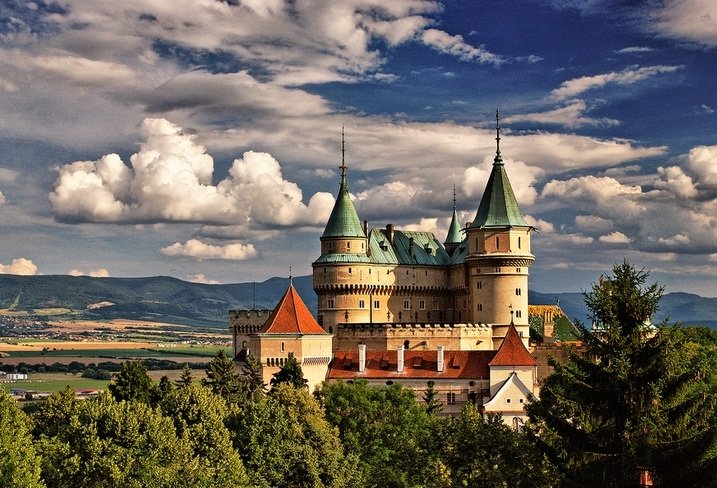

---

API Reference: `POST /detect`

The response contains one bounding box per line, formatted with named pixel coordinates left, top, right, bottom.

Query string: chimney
left=408, top=237, right=414, bottom=258
left=358, top=344, right=366, bottom=373
left=363, top=219, right=368, bottom=236
left=437, top=345, right=444, bottom=372
left=397, top=345, right=404, bottom=373
left=386, top=224, right=394, bottom=244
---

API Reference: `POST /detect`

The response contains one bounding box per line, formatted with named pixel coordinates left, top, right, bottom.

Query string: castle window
left=433, top=300, right=440, bottom=310
left=446, top=392, right=456, bottom=405
left=477, top=304, right=482, bottom=312
left=477, top=281, right=482, bottom=289
left=419, top=300, right=426, bottom=310
left=425, top=270, right=428, bottom=276
left=358, top=300, right=366, bottom=309
left=403, top=300, right=411, bottom=310
left=516, top=268, right=521, bottom=273
left=518, top=237, right=522, bottom=248
left=495, top=267, right=500, bottom=272
left=515, top=288, right=521, bottom=296
left=374, top=300, right=380, bottom=309
left=323, top=268, right=327, bottom=276
left=349, top=268, right=352, bottom=274
left=328, top=326, right=333, bottom=334
left=328, top=299, right=335, bottom=309
left=495, top=236, right=499, bottom=249
left=281, top=342, right=285, bottom=352
left=516, top=310, right=522, bottom=318
left=506, top=398, right=511, bottom=404
left=347, top=242, right=350, bottom=250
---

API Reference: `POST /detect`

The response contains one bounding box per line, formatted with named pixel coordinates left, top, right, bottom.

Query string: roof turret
left=471, top=111, right=529, bottom=228
left=321, top=128, right=365, bottom=238
left=444, top=186, right=463, bottom=246
left=259, top=283, right=327, bottom=335
left=489, top=321, right=537, bottom=367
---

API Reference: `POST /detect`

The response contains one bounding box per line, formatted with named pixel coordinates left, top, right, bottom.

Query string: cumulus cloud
left=69, top=268, right=110, bottom=278
left=463, top=156, right=542, bottom=206
left=50, top=118, right=334, bottom=228
left=504, top=99, right=620, bottom=128
left=649, top=0, right=717, bottom=47
left=575, top=215, right=614, bottom=233
left=524, top=215, right=555, bottom=233
left=0, top=258, right=38, bottom=275
left=161, top=239, right=258, bottom=261
left=542, top=175, right=645, bottom=219
left=550, top=65, right=683, bottom=101
left=655, top=166, right=697, bottom=199
left=599, top=231, right=631, bottom=244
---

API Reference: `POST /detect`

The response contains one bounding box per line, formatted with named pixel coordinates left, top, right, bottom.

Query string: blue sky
left=0, top=0, right=716, bottom=296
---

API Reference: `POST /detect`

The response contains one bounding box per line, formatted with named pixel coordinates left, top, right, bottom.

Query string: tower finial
left=289, top=266, right=293, bottom=286
left=339, top=126, right=347, bottom=180
left=494, top=109, right=502, bottom=164
left=452, top=184, right=457, bottom=211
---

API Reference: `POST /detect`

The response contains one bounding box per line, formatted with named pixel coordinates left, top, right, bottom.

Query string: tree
left=527, top=261, right=717, bottom=487
left=108, top=361, right=158, bottom=404
left=241, top=354, right=266, bottom=400
left=176, top=363, right=193, bottom=388
left=270, top=352, right=307, bottom=390
left=228, top=384, right=356, bottom=487
left=422, top=381, right=442, bottom=415
left=319, top=379, right=431, bottom=487
left=160, top=384, right=249, bottom=486
left=35, top=393, right=201, bottom=487
left=203, top=349, right=241, bottom=401
left=32, top=386, right=78, bottom=438
left=0, top=388, right=43, bottom=488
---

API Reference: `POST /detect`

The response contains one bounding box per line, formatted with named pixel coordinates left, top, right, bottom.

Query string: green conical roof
left=445, top=207, right=463, bottom=245
left=471, top=111, right=529, bottom=229
left=321, top=165, right=365, bottom=238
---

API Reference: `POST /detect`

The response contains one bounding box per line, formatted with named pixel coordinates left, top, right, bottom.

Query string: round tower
left=464, top=111, right=535, bottom=348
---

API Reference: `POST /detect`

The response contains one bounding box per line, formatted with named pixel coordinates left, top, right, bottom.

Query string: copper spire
left=339, top=125, right=347, bottom=181
left=494, top=109, right=503, bottom=165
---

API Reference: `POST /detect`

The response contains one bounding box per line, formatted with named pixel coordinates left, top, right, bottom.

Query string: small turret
left=444, top=185, right=463, bottom=256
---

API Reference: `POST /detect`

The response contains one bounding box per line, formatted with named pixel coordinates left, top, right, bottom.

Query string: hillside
left=1, top=275, right=715, bottom=329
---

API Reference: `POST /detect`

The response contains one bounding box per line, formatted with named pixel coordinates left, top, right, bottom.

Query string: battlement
left=338, top=322, right=492, bottom=330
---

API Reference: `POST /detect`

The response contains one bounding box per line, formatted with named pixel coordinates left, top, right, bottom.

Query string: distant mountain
left=1, top=274, right=714, bottom=329
left=530, top=290, right=717, bottom=329
left=0, top=274, right=316, bottom=328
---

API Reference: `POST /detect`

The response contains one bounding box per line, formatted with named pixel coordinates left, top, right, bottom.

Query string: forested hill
left=1, top=274, right=715, bottom=328
left=0, top=274, right=316, bottom=327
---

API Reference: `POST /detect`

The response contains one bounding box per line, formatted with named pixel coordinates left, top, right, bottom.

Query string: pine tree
left=270, top=353, right=308, bottom=390
left=527, top=261, right=717, bottom=487
left=176, top=363, right=193, bottom=388
left=203, top=349, right=241, bottom=401
left=241, top=354, right=266, bottom=399
left=108, top=361, right=158, bottom=404
left=422, top=381, right=442, bottom=415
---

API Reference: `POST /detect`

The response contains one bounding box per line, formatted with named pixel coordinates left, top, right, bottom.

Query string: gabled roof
left=322, top=169, right=365, bottom=238
left=367, top=229, right=451, bottom=266
left=489, top=323, right=537, bottom=367
left=483, top=371, right=534, bottom=412
left=258, top=284, right=327, bottom=335
left=327, top=350, right=495, bottom=380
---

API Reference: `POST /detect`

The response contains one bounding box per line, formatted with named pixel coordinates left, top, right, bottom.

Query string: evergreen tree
left=241, top=354, right=266, bottom=399
left=422, top=381, right=442, bottom=415
left=158, top=374, right=175, bottom=398
left=108, top=360, right=158, bottom=404
left=527, top=261, right=717, bottom=487
left=270, top=352, right=308, bottom=390
left=203, top=349, right=241, bottom=401
left=176, top=363, right=193, bottom=388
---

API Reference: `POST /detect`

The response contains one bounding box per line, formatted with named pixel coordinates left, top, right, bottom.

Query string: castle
left=231, top=112, right=542, bottom=421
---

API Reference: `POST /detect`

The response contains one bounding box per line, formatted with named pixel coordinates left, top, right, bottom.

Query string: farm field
left=0, top=369, right=208, bottom=394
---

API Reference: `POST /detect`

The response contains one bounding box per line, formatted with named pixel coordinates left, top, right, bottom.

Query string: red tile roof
left=258, top=285, right=327, bottom=335
left=327, top=349, right=495, bottom=380
left=489, top=323, right=537, bottom=367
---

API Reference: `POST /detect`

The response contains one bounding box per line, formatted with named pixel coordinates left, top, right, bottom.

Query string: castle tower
left=465, top=111, right=535, bottom=347
left=313, top=129, right=370, bottom=332
left=444, top=186, right=463, bottom=256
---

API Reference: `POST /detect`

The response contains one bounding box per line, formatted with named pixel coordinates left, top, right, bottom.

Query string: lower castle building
left=231, top=113, right=545, bottom=422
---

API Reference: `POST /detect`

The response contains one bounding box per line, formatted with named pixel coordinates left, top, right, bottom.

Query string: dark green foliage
left=203, top=349, right=241, bottom=401
left=108, top=361, right=159, bottom=404
left=527, top=261, right=717, bottom=487
left=422, top=381, right=442, bottom=415
left=176, top=363, right=194, bottom=387
left=319, top=379, right=431, bottom=487
left=270, top=352, right=308, bottom=390
left=0, top=388, right=43, bottom=488
left=241, top=354, right=266, bottom=399
left=228, top=384, right=356, bottom=487
left=32, top=387, right=78, bottom=438
left=428, top=406, right=559, bottom=487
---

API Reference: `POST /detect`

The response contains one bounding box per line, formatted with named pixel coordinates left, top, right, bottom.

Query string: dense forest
left=3, top=262, right=717, bottom=487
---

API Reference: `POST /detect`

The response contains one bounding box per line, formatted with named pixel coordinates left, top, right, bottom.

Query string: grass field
left=1, top=369, right=208, bottom=394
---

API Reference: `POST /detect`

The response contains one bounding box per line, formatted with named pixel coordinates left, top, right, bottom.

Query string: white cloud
left=463, top=156, right=541, bottom=206
left=504, top=99, right=620, bottom=128
left=161, top=239, right=258, bottom=261
left=421, top=29, right=503, bottom=65
left=50, top=118, right=334, bottom=227
left=187, top=273, right=220, bottom=284
left=658, top=234, right=691, bottom=246
left=686, top=145, right=717, bottom=186
left=69, top=268, right=110, bottom=278
left=542, top=175, right=645, bottom=219
left=649, top=0, right=717, bottom=47
left=702, top=104, right=715, bottom=114
left=0, top=258, right=38, bottom=275
left=599, top=231, right=631, bottom=244
left=550, top=65, right=683, bottom=101
left=575, top=215, right=614, bottom=233
left=655, top=166, right=697, bottom=199
left=615, top=46, right=654, bottom=54
left=525, top=215, right=555, bottom=233
left=0, top=191, right=5, bottom=205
